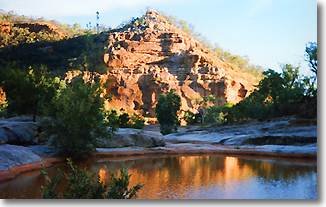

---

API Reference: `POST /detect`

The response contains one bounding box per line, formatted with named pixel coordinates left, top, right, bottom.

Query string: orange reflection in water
left=98, top=168, right=107, bottom=184
left=97, top=156, right=273, bottom=198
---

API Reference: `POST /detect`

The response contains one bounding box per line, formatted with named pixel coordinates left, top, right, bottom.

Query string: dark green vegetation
left=105, top=110, right=146, bottom=131
left=0, top=67, right=62, bottom=120
left=42, top=77, right=109, bottom=158
left=194, top=43, right=317, bottom=125
left=0, top=11, right=108, bottom=73
left=0, top=11, right=90, bottom=48
left=41, top=159, right=143, bottom=199
left=0, top=32, right=109, bottom=74
left=155, top=90, right=181, bottom=135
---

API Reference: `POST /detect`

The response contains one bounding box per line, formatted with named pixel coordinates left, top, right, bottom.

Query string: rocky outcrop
left=164, top=117, right=317, bottom=147
left=97, top=128, right=165, bottom=148
left=0, top=117, right=39, bottom=145
left=0, top=144, right=41, bottom=171
left=102, top=10, right=260, bottom=117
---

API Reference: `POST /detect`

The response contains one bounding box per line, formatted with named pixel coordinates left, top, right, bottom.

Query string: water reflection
left=0, top=155, right=317, bottom=199
left=94, top=155, right=317, bottom=199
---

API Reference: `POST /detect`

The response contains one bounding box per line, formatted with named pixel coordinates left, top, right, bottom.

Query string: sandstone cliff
left=101, top=10, right=260, bottom=117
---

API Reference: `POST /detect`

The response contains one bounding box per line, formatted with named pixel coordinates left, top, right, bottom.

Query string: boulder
left=98, top=128, right=165, bottom=148
left=0, top=117, right=38, bottom=145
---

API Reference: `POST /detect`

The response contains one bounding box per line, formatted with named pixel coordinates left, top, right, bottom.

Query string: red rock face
left=102, top=10, right=260, bottom=117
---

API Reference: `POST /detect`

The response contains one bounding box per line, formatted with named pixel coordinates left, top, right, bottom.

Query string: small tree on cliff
left=43, top=76, right=109, bottom=158
left=155, top=90, right=181, bottom=135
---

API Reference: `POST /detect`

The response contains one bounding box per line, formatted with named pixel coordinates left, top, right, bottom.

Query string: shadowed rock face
left=101, top=10, right=259, bottom=117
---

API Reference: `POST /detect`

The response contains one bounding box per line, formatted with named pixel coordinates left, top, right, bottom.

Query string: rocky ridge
left=101, top=10, right=260, bottom=117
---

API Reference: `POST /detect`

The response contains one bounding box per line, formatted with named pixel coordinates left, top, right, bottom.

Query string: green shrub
left=184, top=110, right=200, bottom=125
left=155, top=90, right=181, bottom=135
left=130, top=114, right=145, bottom=129
left=41, top=159, right=143, bottom=199
left=0, top=66, right=62, bottom=120
left=118, top=112, right=131, bottom=128
left=42, top=76, right=109, bottom=158
left=116, top=112, right=145, bottom=129
left=105, top=110, right=119, bottom=133
left=226, top=63, right=317, bottom=122
left=107, top=169, right=143, bottom=199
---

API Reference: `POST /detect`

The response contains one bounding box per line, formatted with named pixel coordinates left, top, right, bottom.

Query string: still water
left=0, top=155, right=317, bottom=199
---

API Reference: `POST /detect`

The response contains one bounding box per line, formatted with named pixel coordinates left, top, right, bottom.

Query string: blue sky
left=0, top=0, right=317, bottom=75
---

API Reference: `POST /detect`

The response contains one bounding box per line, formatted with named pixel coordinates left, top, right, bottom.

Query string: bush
left=42, top=76, right=109, bottom=158
left=0, top=66, right=62, bottom=120
left=41, top=159, right=143, bottom=199
left=225, top=63, right=317, bottom=122
left=107, top=169, right=143, bottom=199
left=183, top=110, right=200, bottom=125
left=130, top=114, right=145, bottom=129
left=105, top=110, right=145, bottom=130
left=204, top=106, right=227, bottom=125
left=155, top=90, right=181, bottom=135
left=105, top=110, right=119, bottom=133
left=118, top=112, right=130, bottom=128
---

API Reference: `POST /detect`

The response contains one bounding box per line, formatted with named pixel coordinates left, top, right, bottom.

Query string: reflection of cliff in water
left=94, top=155, right=316, bottom=198
left=0, top=155, right=316, bottom=199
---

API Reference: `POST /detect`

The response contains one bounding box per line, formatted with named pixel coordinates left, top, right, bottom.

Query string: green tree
left=0, top=66, right=61, bottom=120
left=305, top=42, right=317, bottom=75
left=155, top=90, right=181, bottom=135
left=42, top=76, right=109, bottom=158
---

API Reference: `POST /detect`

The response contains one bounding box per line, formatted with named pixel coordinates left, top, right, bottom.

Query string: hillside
left=0, top=10, right=263, bottom=117
left=101, top=10, right=261, bottom=116
left=0, top=11, right=87, bottom=48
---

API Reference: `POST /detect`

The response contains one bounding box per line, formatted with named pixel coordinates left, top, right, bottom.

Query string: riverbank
left=0, top=116, right=317, bottom=183
left=0, top=143, right=316, bottom=183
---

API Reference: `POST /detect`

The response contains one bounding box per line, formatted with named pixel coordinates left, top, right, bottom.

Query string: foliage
left=305, top=42, right=317, bottom=75
left=155, top=90, right=181, bottom=135
left=41, top=159, right=143, bottom=199
left=0, top=32, right=108, bottom=74
left=42, top=76, right=109, bottom=158
left=0, top=26, right=62, bottom=48
left=0, top=66, right=62, bottom=120
left=63, top=159, right=106, bottom=199
left=107, top=169, right=143, bottom=199
left=118, top=112, right=131, bottom=128
left=225, top=62, right=317, bottom=122
left=0, top=101, right=7, bottom=117
left=183, top=110, right=200, bottom=125
left=213, top=47, right=263, bottom=79
left=130, top=114, right=145, bottom=129
left=0, top=88, right=7, bottom=117
left=0, top=11, right=90, bottom=48
left=113, top=112, right=145, bottom=129
left=40, top=168, right=63, bottom=199
left=105, top=110, right=120, bottom=133
left=203, top=103, right=233, bottom=125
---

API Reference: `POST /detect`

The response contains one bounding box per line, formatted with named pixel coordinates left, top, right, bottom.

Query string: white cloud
left=0, top=0, right=178, bottom=18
